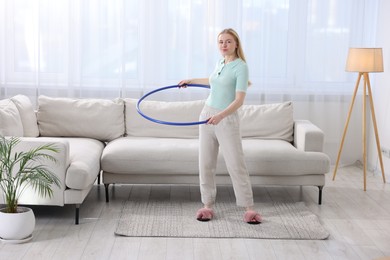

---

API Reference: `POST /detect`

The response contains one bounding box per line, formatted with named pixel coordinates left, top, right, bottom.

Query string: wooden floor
left=1, top=165, right=390, bottom=260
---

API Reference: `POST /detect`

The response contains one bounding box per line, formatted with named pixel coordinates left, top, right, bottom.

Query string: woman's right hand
left=178, top=79, right=191, bottom=88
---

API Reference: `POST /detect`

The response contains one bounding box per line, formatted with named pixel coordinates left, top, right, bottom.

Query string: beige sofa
left=0, top=95, right=123, bottom=224
left=0, top=94, right=330, bottom=224
left=101, top=98, right=330, bottom=205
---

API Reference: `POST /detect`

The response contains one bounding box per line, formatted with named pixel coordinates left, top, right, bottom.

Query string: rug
left=115, top=199, right=329, bottom=240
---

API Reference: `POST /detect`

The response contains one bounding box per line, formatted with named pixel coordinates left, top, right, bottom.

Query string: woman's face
left=218, top=33, right=237, bottom=57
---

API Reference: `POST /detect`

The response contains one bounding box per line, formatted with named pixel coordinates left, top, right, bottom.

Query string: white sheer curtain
left=0, top=0, right=380, bottom=164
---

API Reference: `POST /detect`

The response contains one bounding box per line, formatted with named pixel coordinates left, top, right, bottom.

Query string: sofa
left=0, top=94, right=330, bottom=224
left=0, top=95, right=122, bottom=224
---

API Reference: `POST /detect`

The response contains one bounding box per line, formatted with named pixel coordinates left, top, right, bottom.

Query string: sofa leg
left=317, top=186, right=323, bottom=205
left=75, top=204, right=80, bottom=225
left=97, top=173, right=101, bottom=185
left=104, top=184, right=110, bottom=203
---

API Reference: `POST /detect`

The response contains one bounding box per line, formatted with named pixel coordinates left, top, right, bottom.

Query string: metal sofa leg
left=318, top=186, right=323, bottom=205
left=75, top=204, right=80, bottom=225
left=104, top=184, right=110, bottom=203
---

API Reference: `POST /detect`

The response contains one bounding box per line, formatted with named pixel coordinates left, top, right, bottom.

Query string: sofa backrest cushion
left=240, top=101, right=294, bottom=142
left=37, top=96, right=125, bottom=141
left=0, top=98, right=24, bottom=137
left=125, top=98, right=204, bottom=138
left=11, top=95, right=40, bottom=137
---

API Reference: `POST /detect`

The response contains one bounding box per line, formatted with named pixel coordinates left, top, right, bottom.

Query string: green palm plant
left=0, top=136, right=61, bottom=213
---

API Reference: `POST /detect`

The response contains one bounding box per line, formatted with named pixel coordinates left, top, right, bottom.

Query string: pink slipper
left=196, top=208, right=214, bottom=222
left=244, top=210, right=262, bottom=224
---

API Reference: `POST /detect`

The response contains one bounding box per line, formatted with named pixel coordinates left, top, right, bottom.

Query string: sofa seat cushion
left=102, top=137, right=200, bottom=175
left=102, top=137, right=329, bottom=176
left=230, top=139, right=330, bottom=175
left=64, top=138, right=105, bottom=189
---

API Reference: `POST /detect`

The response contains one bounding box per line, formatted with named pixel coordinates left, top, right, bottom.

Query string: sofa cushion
left=126, top=98, right=293, bottom=140
left=233, top=139, right=330, bottom=175
left=101, top=137, right=329, bottom=176
left=102, top=137, right=200, bottom=175
left=11, top=95, right=40, bottom=137
left=0, top=99, right=24, bottom=137
left=240, top=101, right=294, bottom=142
left=125, top=98, right=204, bottom=138
left=63, top=138, right=105, bottom=190
left=37, top=96, right=125, bottom=141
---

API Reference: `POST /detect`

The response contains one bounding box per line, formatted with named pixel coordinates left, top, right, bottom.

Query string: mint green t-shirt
left=206, top=58, right=249, bottom=110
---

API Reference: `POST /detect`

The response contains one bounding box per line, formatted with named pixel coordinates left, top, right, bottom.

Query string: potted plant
left=0, top=136, right=61, bottom=243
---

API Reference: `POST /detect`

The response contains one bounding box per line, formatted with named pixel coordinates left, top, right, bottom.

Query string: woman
left=179, top=28, right=262, bottom=224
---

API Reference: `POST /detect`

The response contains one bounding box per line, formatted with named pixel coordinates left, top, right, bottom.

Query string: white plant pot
left=0, top=206, right=35, bottom=243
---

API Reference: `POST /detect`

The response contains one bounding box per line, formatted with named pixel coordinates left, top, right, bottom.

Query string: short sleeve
left=235, top=62, right=249, bottom=93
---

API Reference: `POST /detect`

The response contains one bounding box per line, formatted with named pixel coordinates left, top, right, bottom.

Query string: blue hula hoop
left=136, top=84, right=210, bottom=126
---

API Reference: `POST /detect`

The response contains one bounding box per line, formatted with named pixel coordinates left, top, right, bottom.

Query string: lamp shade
left=345, top=48, right=384, bottom=72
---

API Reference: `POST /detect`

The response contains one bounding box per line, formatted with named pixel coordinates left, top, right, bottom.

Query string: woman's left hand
left=207, top=114, right=224, bottom=125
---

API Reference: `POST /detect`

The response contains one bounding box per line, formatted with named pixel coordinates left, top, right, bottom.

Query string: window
left=0, top=0, right=379, bottom=99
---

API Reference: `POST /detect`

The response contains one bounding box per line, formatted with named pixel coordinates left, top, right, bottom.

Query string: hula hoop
left=136, top=84, right=210, bottom=126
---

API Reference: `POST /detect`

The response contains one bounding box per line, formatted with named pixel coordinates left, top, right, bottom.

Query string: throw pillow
left=0, top=98, right=24, bottom=137
left=240, top=101, right=294, bottom=142
left=37, top=96, right=125, bottom=141
left=11, top=95, right=40, bottom=137
left=125, top=98, right=205, bottom=138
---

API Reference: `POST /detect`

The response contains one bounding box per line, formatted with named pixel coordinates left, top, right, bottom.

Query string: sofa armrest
left=293, top=120, right=325, bottom=152
left=10, top=137, right=70, bottom=206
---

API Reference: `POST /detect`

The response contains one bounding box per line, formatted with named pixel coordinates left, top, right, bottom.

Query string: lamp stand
left=332, top=72, right=386, bottom=190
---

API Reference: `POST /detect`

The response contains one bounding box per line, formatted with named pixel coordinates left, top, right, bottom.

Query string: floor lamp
left=332, top=47, right=386, bottom=191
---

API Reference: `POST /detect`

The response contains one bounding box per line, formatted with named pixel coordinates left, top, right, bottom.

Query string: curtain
left=0, top=0, right=380, bottom=164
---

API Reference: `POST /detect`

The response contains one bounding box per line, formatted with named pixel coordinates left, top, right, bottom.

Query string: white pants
left=199, top=105, right=254, bottom=208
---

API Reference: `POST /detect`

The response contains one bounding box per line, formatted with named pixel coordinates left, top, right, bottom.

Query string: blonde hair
left=218, top=28, right=247, bottom=63
left=218, top=28, right=251, bottom=86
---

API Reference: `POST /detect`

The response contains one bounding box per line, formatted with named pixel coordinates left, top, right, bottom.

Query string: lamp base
left=332, top=72, right=386, bottom=190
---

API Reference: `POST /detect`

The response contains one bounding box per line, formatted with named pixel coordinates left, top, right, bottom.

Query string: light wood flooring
left=0, top=165, right=390, bottom=260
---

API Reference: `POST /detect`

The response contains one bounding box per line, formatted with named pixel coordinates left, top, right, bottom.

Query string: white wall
left=368, top=0, right=390, bottom=182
